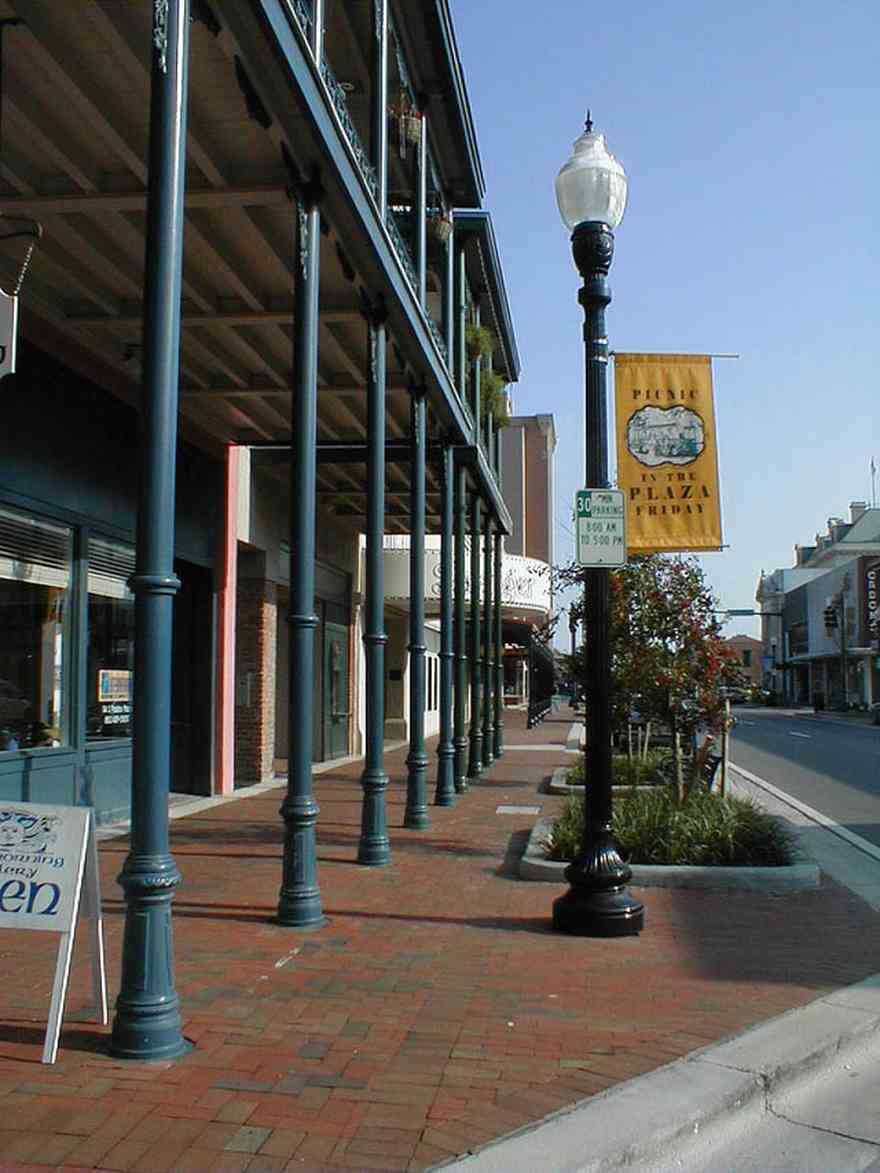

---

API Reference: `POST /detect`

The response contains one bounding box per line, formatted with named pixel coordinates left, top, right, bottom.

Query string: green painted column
left=358, top=303, right=391, bottom=866
left=370, top=0, right=388, bottom=216
left=110, top=0, right=190, bottom=1062
left=404, top=388, right=430, bottom=828
left=455, top=241, right=467, bottom=410
left=444, top=221, right=455, bottom=363
left=415, top=102, right=427, bottom=308
left=467, top=494, right=483, bottom=780
left=453, top=462, right=469, bottom=793
left=277, top=177, right=325, bottom=930
left=482, top=516, right=494, bottom=765
left=494, top=529, right=505, bottom=758
left=434, top=444, right=456, bottom=805
left=472, top=308, right=482, bottom=446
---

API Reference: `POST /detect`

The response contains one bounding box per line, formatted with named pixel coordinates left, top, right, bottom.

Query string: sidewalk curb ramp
left=518, top=815, right=821, bottom=892
left=434, top=973, right=880, bottom=1172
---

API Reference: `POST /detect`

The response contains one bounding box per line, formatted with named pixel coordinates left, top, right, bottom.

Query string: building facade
left=0, top=1, right=525, bottom=1055
left=723, top=635, right=763, bottom=690
left=757, top=503, right=880, bottom=708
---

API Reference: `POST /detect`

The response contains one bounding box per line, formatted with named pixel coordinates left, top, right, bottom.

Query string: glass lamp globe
left=555, top=117, right=627, bottom=232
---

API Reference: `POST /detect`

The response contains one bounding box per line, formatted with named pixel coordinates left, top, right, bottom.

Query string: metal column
left=453, top=462, right=469, bottom=793
left=415, top=103, right=427, bottom=308
left=467, top=494, right=483, bottom=780
left=110, top=0, right=191, bottom=1061
left=358, top=304, right=391, bottom=866
left=435, top=444, right=456, bottom=805
left=482, top=516, right=494, bottom=765
left=370, top=0, right=388, bottom=217
left=494, top=529, right=505, bottom=757
left=404, top=388, right=430, bottom=828
left=277, top=177, right=325, bottom=930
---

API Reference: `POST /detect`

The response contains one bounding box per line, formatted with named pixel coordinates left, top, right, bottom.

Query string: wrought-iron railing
left=286, top=0, right=313, bottom=39
left=386, top=208, right=417, bottom=292
left=426, top=314, right=448, bottom=364
left=320, top=59, right=379, bottom=204
left=527, top=633, right=556, bottom=728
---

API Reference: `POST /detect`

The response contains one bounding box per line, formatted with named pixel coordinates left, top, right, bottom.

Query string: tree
left=558, top=554, right=743, bottom=779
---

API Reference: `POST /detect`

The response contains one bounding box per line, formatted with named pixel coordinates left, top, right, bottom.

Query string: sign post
left=575, top=488, right=627, bottom=568
left=0, top=803, right=108, bottom=1063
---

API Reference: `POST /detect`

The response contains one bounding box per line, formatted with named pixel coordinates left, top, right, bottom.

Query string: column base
left=552, top=883, right=644, bottom=937
left=277, top=893, right=326, bottom=930
left=434, top=748, right=456, bottom=806
left=109, top=999, right=191, bottom=1062
left=357, top=837, right=392, bottom=866
left=404, top=753, right=431, bottom=829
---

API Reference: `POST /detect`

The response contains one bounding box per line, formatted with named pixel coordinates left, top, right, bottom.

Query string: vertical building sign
left=864, top=557, right=880, bottom=650
left=614, top=353, right=723, bottom=553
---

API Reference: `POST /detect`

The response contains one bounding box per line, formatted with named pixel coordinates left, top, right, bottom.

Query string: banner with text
left=614, top=353, right=722, bottom=553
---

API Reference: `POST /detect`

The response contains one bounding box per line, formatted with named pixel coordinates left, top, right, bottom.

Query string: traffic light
left=824, top=605, right=838, bottom=629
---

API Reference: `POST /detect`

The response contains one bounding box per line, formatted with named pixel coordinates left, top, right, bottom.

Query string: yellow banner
left=614, top=353, right=722, bottom=553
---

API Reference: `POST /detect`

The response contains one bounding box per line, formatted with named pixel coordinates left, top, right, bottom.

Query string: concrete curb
left=544, top=766, right=661, bottom=797
left=518, top=816, right=820, bottom=891
left=434, top=973, right=880, bottom=1172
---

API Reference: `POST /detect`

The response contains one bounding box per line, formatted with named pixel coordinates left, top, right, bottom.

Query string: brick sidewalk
left=2, top=708, right=880, bottom=1172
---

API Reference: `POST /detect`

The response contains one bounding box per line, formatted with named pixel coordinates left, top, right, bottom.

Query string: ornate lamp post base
left=552, top=853, right=644, bottom=937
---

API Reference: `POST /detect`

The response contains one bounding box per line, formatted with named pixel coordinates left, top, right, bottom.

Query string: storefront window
left=87, top=535, right=135, bottom=740
left=0, top=505, right=71, bottom=751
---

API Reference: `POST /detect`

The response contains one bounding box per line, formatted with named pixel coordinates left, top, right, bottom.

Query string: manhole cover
left=496, top=804, right=541, bottom=815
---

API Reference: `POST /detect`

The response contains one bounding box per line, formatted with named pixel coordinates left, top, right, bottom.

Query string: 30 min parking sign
left=575, top=489, right=627, bottom=567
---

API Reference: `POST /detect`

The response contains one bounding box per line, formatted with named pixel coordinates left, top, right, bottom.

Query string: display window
left=0, top=504, right=137, bottom=753
left=87, top=535, right=135, bottom=740
left=0, top=504, right=71, bottom=750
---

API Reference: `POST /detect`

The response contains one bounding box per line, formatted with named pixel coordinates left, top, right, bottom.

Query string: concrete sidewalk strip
left=518, top=816, right=821, bottom=891
left=438, top=974, right=880, bottom=1172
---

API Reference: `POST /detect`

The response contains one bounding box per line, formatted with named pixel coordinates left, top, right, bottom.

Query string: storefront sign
left=97, top=669, right=131, bottom=703
left=385, top=547, right=551, bottom=614
left=614, top=353, right=723, bottom=552
left=0, top=290, right=18, bottom=378
left=0, top=803, right=107, bottom=1063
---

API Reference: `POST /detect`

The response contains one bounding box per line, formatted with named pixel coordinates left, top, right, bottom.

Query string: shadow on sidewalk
left=0, top=1021, right=108, bottom=1058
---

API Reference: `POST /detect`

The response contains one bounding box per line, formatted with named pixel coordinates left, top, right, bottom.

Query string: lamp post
left=552, top=115, right=643, bottom=936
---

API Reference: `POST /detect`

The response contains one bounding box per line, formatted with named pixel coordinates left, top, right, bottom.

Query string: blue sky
left=451, top=0, right=878, bottom=639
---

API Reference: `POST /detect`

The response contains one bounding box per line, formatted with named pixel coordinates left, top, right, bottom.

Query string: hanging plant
left=388, top=98, right=422, bottom=158
left=480, top=369, right=510, bottom=427
left=465, top=324, right=494, bottom=363
left=428, top=211, right=453, bottom=243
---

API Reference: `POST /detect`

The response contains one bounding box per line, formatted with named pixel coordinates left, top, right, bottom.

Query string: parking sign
left=575, top=489, right=627, bottom=567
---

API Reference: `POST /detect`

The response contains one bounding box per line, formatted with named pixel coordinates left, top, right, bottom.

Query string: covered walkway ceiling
left=0, top=1, right=483, bottom=533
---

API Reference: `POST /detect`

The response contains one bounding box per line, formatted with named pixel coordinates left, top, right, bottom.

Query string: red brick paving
left=1, top=708, right=880, bottom=1172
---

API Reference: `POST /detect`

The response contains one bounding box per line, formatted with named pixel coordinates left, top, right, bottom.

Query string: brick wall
left=235, top=576, right=277, bottom=785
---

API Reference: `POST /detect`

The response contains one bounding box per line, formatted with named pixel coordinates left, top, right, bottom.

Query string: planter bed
left=544, top=765, right=664, bottom=796
left=519, top=816, right=820, bottom=892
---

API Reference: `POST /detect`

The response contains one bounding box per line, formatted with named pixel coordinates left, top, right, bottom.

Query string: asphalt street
left=729, top=709, right=880, bottom=847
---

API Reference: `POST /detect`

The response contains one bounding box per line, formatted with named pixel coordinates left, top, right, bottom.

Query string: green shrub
left=564, top=749, right=672, bottom=788
left=546, top=785, right=795, bottom=867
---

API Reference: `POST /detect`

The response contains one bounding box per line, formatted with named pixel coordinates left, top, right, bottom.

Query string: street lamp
left=551, top=115, right=643, bottom=936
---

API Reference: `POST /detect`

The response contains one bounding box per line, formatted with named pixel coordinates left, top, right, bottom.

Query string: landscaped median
left=523, top=766, right=820, bottom=892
